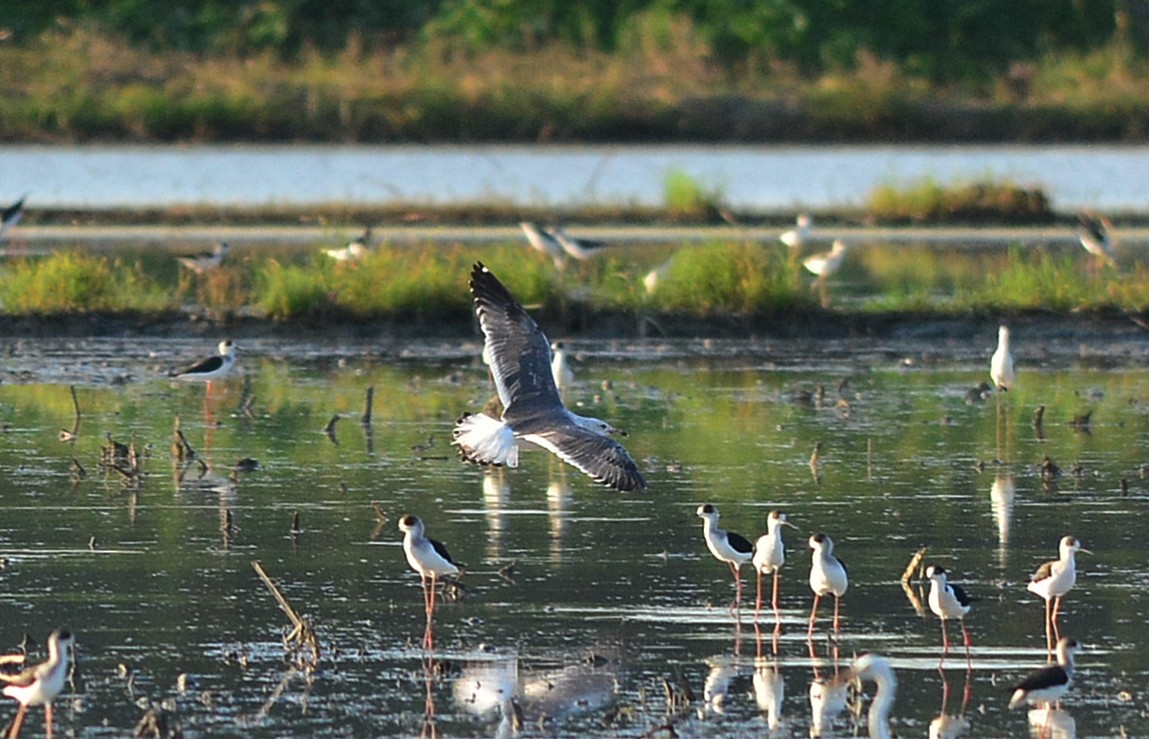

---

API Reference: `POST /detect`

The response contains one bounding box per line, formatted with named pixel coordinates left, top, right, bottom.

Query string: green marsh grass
left=6, top=239, right=1149, bottom=321
left=961, top=247, right=1136, bottom=312
left=646, top=242, right=808, bottom=314
left=866, top=179, right=1052, bottom=223
left=0, top=251, right=173, bottom=313
left=663, top=170, right=726, bottom=221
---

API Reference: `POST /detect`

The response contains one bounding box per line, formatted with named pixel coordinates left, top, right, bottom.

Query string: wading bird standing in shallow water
left=808, top=533, right=848, bottom=636
left=753, top=510, right=797, bottom=619
left=802, top=239, right=848, bottom=286
left=1028, top=536, right=1089, bottom=652
left=324, top=226, right=372, bottom=262
left=452, top=263, right=645, bottom=492
left=176, top=241, right=229, bottom=274
left=697, top=504, right=754, bottom=608
left=925, top=565, right=973, bottom=658
left=1, top=628, right=74, bottom=739
left=1009, top=637, right=1081, bottom=710
left=399, top=514, right=460, bottom=649
left=170, top=340, right=238, bottom=386
left=990, top=325, right=1016, bottom=393
left=779, top=214, right=812, bottom=249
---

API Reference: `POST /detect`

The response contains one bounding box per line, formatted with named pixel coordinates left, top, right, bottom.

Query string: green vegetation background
left=2, top=0, right=1147, bottom=142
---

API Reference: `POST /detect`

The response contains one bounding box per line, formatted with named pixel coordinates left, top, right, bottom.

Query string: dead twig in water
left=361, top=386, right=374, bottom=427
left=901, top=547, right=927, bottom=583
left=172, top=417, right=196, bottom=462
left=252, top=560, right=320, bottom=670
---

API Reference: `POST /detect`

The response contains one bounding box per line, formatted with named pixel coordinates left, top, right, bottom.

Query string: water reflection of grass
left=2, top=240, right=1148, bottom=319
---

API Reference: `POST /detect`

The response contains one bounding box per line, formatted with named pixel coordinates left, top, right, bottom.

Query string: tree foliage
left=1, top=0, right=1131, bottom=81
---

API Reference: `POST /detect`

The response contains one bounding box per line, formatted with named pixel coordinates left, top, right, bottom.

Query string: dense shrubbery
left=5, top=0, right=1125, bottom=84
left=0, top=2, right=1145, bottom=143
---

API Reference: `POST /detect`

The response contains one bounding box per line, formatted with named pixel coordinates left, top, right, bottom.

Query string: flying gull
left=453, top=262, right=646, bottom=491
left=519, top=222, right=567, bottom=270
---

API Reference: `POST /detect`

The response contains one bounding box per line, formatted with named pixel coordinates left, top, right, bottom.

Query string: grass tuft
left=0, top=252, right=173, bottom=313
left=866, top=179, right=1053, bottom=224
left=663, top=170, right=726, bottom=222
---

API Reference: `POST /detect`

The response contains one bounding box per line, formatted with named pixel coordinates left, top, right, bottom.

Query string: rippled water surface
left=1, top=333, right=1147, bottom=737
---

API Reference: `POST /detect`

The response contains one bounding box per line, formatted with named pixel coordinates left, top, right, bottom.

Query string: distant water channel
left=4, top=143, right=1149, bottom=212
left=1, top=334, right=1148, bottom=736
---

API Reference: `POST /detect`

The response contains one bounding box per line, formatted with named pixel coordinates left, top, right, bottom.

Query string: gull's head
left=1055, top=637, right=1081, bottom=665
left=809, top=532, right=833, bottom=553
left=767, top=510, right=797, bottom=531
left=697, top=503, right=719, bottom=522
left=398, top=514, right=424, bottom=536
left=998, top=325, right=1010, bottom=343
left=835, top=653, right=895, bottom=690
left=48, top=629, right=75, bottom=659
left=571, top=414, right=625, bottom=437
left=1060, top=535, right=1090, bottom=557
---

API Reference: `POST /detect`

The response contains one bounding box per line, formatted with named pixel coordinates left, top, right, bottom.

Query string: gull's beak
left=610, top=427, right=629, bottom=437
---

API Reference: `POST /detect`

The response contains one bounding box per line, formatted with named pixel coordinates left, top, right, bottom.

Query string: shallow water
left=1, top=334, right=1147, bottom=737
left=5, top=143, right=1149, bottom=212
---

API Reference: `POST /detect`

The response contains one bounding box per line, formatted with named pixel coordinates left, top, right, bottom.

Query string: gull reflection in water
left=809, top=642, right=847, bottom=738
left=753, top=657, right=785, bottom=732
left=453, top=649, right=620, bottom=736
left=546, top=471, right=571, bottom=564
left=453, top=655, right=518, bottom=720
left=990, top=470, right=1016, bottom=567
left=700, top=657, right=741, bottom=717
left=482, top=469, right=511, bottom=561
left=1028, top=706, right=1076, bottom=739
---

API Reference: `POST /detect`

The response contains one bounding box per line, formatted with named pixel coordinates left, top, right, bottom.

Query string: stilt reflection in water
left=1028, top=706, right=1076, bottom=739
left=930, top=664, right=972, bottom=739
left=752, top=656, right=784, bottom=731
left=808, top=640, right=847, bottom=738
left=990, top=470, right=1016, bottom=568
left=701, top=658, right=738, bottom=717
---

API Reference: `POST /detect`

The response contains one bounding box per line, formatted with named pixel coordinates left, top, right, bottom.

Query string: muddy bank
left=3, top=308, right=1147, bottom=355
